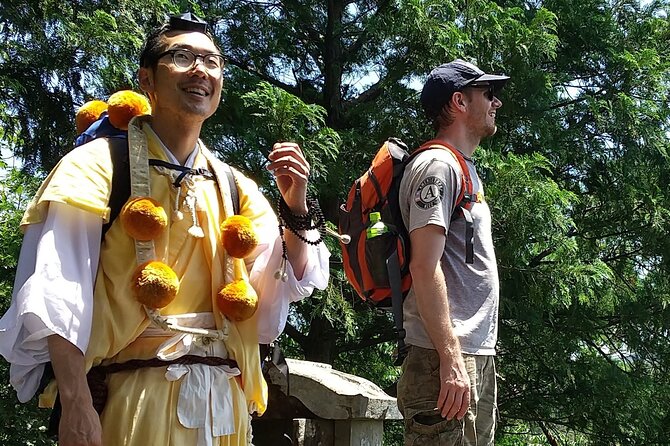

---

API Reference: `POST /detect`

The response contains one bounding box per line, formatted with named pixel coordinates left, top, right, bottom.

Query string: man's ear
left=451, top=92, right=468, bottom=112
left=138, top=67, right=154, bottom=93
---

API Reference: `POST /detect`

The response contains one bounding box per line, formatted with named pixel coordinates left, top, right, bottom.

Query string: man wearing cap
left=0, top=12, right=329, bottom=446
left=396, top=59, right=509, bottom=445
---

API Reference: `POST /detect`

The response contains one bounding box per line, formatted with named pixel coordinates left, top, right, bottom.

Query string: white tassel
left=188, top=226, right=205, bottom=238
left=221, top=317, right=230, bottom=338
left=184, top=192, right=204, bottom=238
left=173, top=186, right=184, bottom=221
left=274, top=256, right=288, bottom=282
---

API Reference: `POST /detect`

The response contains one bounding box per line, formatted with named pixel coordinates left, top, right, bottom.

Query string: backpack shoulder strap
left=224, top=164, right=240, bottom=215
left=416, top=139, right=474, bottom=209
left=415, top=140, right=475, bottom=264
left=103, top=137, right=131, bottom=238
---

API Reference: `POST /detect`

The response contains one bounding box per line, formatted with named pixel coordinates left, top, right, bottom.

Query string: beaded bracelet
left=274, top=196, right=326, bottom=281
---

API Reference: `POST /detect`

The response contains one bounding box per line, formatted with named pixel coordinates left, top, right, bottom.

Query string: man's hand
left=266, top=142, right=312, bottom=279
left=58, top=402, right=103, bottom=446
left=266, top=142, right=310, bottom=214
left=437, top=354, right=471, bottom=420
left=48, top=335, right=103, bottom=445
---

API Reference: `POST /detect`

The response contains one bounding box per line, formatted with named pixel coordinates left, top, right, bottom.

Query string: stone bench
left=252, top=358, right=402, bottom=446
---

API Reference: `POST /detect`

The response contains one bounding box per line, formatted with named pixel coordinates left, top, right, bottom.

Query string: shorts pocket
left=406, top=416, right=463, bottom=445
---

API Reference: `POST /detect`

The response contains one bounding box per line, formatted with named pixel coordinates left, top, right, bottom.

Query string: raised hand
left=266, top=142, right=310, bottom=214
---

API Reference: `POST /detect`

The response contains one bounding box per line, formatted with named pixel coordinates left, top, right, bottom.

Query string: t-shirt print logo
left=414, top=176, right=445, bottom=209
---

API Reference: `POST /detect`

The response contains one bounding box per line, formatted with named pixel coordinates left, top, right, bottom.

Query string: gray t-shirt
left=399, top=148, right=499, bottom=355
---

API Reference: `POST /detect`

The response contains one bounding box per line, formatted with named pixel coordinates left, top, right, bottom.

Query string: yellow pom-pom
left=76, top=100, right=108, bottom=134
left=132, top=261, right=179, bottom=309
left=107, top=90, right=151, bottom=130
left=216, top=279, right=258, bottom=322
left=221, top=215, right=258, bottom=258
left=120, top=197, right=168, bottom=241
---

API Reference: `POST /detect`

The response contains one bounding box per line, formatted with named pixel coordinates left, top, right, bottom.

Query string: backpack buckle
left=394, top=342, right=409, bottom=366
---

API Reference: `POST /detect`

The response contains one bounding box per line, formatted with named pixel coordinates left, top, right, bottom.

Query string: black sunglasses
left=468, top=84, right=496, bottom=101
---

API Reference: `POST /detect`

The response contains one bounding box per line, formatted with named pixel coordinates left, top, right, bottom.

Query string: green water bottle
left=366, top=211, right=391, bottom=285
left=366, top=211, right=388, bottom=238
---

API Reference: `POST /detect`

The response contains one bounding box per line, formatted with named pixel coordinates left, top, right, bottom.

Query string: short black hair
left=139, top=17, right=219, bottom=68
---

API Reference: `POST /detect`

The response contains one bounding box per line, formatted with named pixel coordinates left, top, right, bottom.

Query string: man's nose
left=190, top=58, right=208, bottom=76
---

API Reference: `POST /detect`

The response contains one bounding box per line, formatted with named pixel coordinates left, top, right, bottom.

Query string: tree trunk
left=323, top=0, right=344, bottom=129
left=302, top=315, right=338, bottom=363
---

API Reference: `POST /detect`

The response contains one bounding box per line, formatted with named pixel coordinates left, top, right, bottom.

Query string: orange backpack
left=338, top=138, right=475, bottom=363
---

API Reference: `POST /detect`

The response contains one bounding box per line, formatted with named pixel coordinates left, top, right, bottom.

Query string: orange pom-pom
left=120, top=197, right=168, bottom=241
left=221, top=215, right=258, bottom=258
left=76, top=100, right=108, bottom=134
left=107, top=90, right=151, bottom=130
left=216, top=279, right=258, bottom=321
left=131, top=261, right=179, bottom=309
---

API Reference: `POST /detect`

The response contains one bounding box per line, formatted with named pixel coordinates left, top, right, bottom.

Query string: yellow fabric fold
left=21, top=138, right=114, bottom=228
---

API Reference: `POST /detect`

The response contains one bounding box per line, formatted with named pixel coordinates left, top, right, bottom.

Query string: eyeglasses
left=157, top=49, right=225, bottom=73
left=468, top=84, right=496, bottom=101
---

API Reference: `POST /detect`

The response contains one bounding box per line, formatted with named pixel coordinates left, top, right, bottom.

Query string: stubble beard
left=481, top=113, right=498, bottom=139
left=471, top=118, right=497, bottom=141
left=178, top=92, right=220, bottom=121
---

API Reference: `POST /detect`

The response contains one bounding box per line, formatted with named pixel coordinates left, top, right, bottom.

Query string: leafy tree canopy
left=1, top=0, right=669, bottom=444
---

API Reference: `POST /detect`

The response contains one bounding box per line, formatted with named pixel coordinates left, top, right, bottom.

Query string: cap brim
left=470, top=74, right=510, bottom=91
left=476, top=73, right=510, bottom=82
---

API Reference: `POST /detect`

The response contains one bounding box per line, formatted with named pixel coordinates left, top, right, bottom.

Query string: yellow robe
left=23, top=123, right=270, bottom=445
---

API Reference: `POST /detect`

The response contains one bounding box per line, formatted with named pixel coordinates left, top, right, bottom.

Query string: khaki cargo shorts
left=397, top=346, right=497, bottom=446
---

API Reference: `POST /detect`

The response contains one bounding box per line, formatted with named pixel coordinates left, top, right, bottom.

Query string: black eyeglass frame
left=156, top=48, right=226, bottom=72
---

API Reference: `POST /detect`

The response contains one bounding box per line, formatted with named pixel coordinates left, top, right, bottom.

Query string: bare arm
left=47, top=335, right=102, bottom=446
left=409, top=224, right=470, bottom=420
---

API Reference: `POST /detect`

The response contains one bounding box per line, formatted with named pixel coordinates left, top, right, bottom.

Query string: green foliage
left=0, top=361, right=54, bottom=446
left=0, top=168, right=39, bottom=302
left=1, top=0, right=670, bottom=444
left=240, top=81, right=341, bottom=191
left=0, top=0, right=176, bottom=171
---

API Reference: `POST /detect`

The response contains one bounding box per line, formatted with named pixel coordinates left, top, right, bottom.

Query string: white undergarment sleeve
left=250, top=229, right=330, bottom=344
left=0, top=202, right=101, bottom=402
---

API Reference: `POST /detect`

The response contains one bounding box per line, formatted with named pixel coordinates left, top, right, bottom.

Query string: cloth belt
left=48, top=355, right=238, bottom=438
left=87, top=355, right=239, bottom=414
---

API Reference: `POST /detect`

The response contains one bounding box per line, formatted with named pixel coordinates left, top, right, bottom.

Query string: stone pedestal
left=252, top=359, right=402, bottom=446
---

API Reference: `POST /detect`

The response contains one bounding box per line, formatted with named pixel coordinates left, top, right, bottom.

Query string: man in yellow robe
left=0, top=12, right=329, bottom=446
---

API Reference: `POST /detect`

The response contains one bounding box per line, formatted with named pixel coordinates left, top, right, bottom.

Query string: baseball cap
left=420, top=59, right=510, bottom=118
